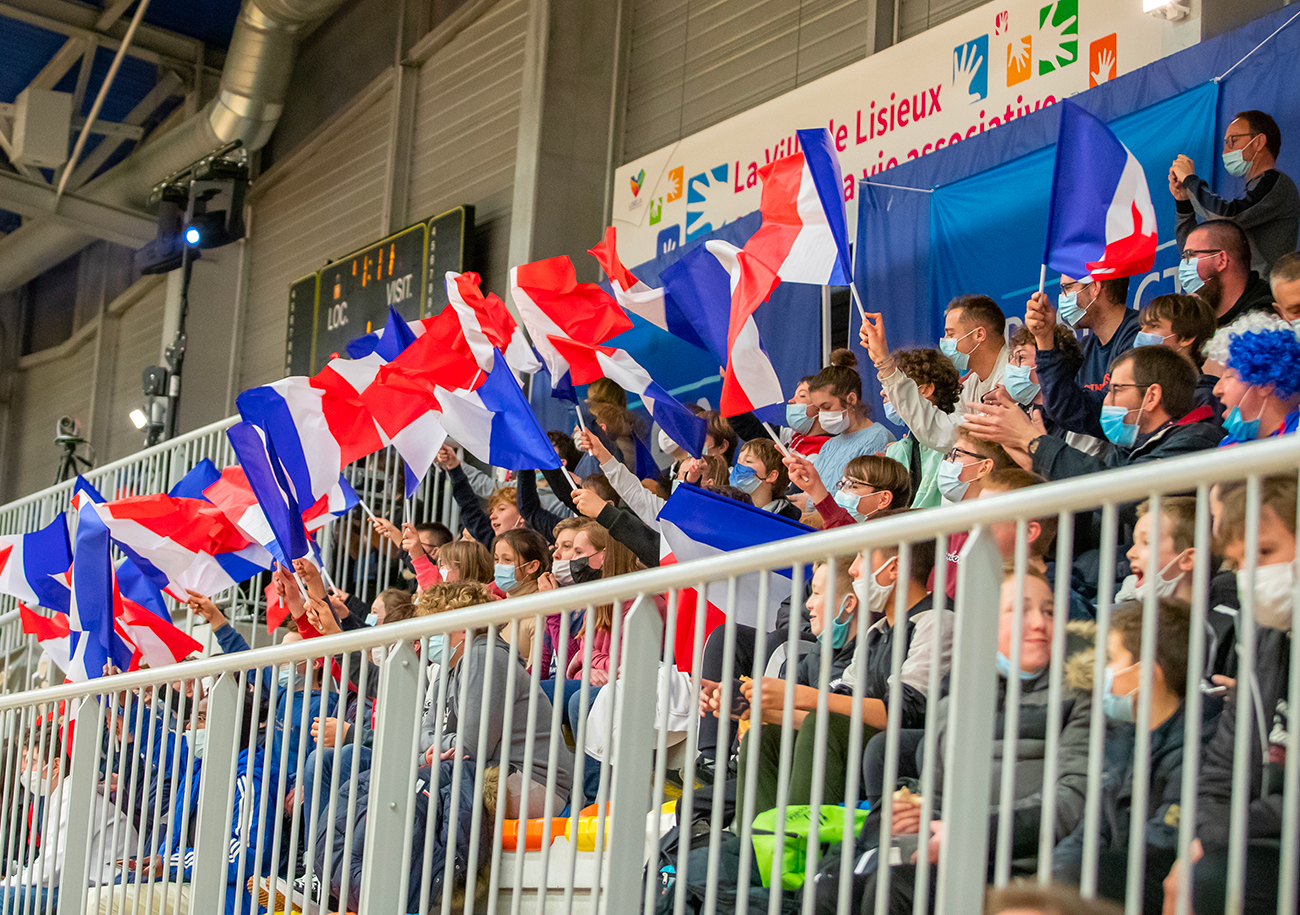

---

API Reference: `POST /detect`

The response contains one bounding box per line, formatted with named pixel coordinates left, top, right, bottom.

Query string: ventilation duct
left=0, top=0, right=349, bottom=291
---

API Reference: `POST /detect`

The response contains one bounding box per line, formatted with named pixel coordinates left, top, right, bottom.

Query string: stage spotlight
left=129, top=408, right=148, bottom=430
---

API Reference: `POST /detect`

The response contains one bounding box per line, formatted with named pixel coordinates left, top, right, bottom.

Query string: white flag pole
left=1038, top=264, right=1047, bottom=297
left=761, top=422, right=794, bottom=459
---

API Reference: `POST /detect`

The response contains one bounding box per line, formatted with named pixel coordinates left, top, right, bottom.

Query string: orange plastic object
left=501, top=817, right=571, bottom=851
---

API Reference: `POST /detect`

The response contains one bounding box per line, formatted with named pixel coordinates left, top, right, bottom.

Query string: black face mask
left=554, top=555, right=603, bottom=587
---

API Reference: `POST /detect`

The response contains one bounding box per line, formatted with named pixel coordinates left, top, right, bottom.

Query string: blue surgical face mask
left=1057, top=283, right=1093, bottom=327
left=1224, top=404, right=1262, bottom=442
left=1178, top=257, right=1205, bottom=294
left=1101, top=665, right=1138, bottom=723
left=818, top=595, right=856, bottom=650
left=1223, top=147, right=1252, bottom=178
left=833, top=489, right=880, bottom=523
left=729, top=462, right=762, bottom=494
left=278, top=666, right=292, bottom=690
left=937, top=458, right=970, bottom=502
left=1133, top=331, right=1168, bottom=348
left=494, top=563, right=518, bottom=593
left=785, top=402, right=815, bottom=434
left=939, top=328, right=977, bottom=374
left=995, top=652, right=1041, bottom=682
left=1002, top=364, right=1040, bottom=405
left=1100, top=404, right=1140, bottom=448
left=882, top=400, right=901, bottom=426
left=364, top=613, right=379, bottom=627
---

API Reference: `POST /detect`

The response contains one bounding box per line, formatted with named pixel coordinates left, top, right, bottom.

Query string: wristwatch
left=1027, top=435, right=1044, bottom=457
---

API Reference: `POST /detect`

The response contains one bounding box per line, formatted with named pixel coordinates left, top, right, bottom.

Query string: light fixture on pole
left=1142, top=0, right=1189, bottom=21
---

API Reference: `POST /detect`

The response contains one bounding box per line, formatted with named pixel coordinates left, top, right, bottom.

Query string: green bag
left=749, top=805, right=868, bottom=890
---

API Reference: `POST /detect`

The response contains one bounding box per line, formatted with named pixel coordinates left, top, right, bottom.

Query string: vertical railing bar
left=873, top=542, right=913, bottom=915
left=643, top=586, right=683, bottom=915
left=703, top=579, right=739, bottom=915
left=993, top=520, right=1029, bottom=886
left=1080, top=502, right=1119, bottom=895
left=1037, top=510, right=1075, bottom=883
left=1175, top=485, right=1211, bottom=915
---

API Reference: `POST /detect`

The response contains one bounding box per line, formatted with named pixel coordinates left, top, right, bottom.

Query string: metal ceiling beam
left=62, top=69, right=182, bottom=191
left=0, top=0, right=223, bottom=72
left=0, top=104, right=145, bottom=140
left=0, top=168, right=155, bottom=246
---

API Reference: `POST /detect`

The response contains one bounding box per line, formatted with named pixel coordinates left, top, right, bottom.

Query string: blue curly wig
left=1228, top=329, right=1300, bottom=397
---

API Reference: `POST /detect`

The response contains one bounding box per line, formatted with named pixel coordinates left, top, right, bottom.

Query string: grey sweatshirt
left=419, top=633, right=574, bottom=799
left=1177, top=168, right=1300, bottom=277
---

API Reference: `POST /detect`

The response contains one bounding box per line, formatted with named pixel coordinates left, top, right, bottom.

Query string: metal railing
left=0, top=434, right=1292, bottom=915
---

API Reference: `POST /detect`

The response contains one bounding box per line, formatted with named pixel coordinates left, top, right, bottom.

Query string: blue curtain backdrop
left=530, top=211, right=824, bottom=435
left=854, top=5, right=1300, bottom=427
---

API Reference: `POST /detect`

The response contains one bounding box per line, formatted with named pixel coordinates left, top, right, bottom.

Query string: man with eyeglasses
left=1170, top=110, right=1299, bottom=278
left=1177, top=220, right=1276, bottom=328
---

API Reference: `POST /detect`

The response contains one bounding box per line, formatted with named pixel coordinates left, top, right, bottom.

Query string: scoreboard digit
left=423, top=205, right=474, bottom=317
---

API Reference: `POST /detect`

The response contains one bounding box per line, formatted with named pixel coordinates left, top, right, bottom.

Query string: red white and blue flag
left=224, top=422, right=311, bottom=566
left=0, top=515, right=72, bottom=614
left=445, top=271, right=541, bottom=377
left=1044, top=99, right=1157, bottom=280
left=20, top=604, right=72, bottom=675
left=433, top=357, right=562, bottom=471
left=546, top=335, right=707, bottom=458
left=743, top=128, right=852, bottom=286
left=588, top=227, right=680, bottom=335
left=657, top=484, right=812, bottom=671
left=710, top=241, right=784, bottom=417
left=67, top=500, right=140, bottom=680
left=510, top=256, right=634, bottom=400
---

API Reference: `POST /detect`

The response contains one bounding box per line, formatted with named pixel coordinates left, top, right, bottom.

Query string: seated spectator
left=805, top=356, right=895, bottom=494
left=701, top=410, right=739, bottom=464
left=860, top=296, right=1009, bottom=454
left=417, top=581, right=574, bottom=819
left=1134, top=293, right=1221, bottom=418
left=845, top=567, right=1091, bottom=913
left=1171, top=111, right=1299, bottom=278
left=1115, top=497, right=1197, bottom=606
left=1182, top=474, right=1298, bottom=915
left=576, top=401, right=640, bottom=476
left=1177, top=219, right=1275, bottom=326
left=1207, top=317, right=1300, bottom=445
left=784, top=452, right=912, bottom=528
left=370, top=519, right=454, bottom=592
left=492, top=528, right=550, bottom=666
left=880, top=348, right=962, bottom=508
left=547, top=430, right=582, bottom=474
left=1024, top=273, right=1140, bottom=442
left=1270, top=250, right=1300, bottom=324
left=1054, top=598, right=1201, bottom=914
left=938, top=432, right=1008, bottom=505
left=435, top=538, right=493, bottom=586
left=963, top=346, right=1223, bottom=483
left=1000, top=325, right=1090, bottom=461
left=0, top=723, right=138, bottom=913
left=435, top=444, right=530, bottom=547
left=730, top=438, right=800, bottom=519
left=784, top=376, right=833, bottom=457
left=368, top=587, right=413, bottom=626
left=733, top=536, right=947, bottom=823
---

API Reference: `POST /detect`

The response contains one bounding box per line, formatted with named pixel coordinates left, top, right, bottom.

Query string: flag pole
left=355, top=496, right=378, bottom=522
left=761, top=421, right=794, bottom=459
left=561, top=465, right=581, bottom=492
left=1038, top=264, right=1047, bottom=297
left=848, top=282, right=867, bottom=321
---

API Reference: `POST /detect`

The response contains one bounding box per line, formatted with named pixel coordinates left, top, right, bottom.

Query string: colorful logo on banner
left=611, top=0, right=1182, bottom=268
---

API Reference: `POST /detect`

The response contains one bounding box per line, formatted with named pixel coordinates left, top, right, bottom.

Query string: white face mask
left=657, top=429, right=678, bottom=455
left=370, top=645, right=387, bottom=665
left=819, top=410, right=850, bottom=435
left=1135, top=552, right=1188, bottom=600
left=853, top=557, right=897, bottom=618
left=1240, top=561, right=1297, bottom=631
left=191, top=728, right=207, bottom=760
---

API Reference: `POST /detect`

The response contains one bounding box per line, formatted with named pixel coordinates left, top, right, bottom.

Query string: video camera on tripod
left=54, top=415, right=92, bottom=485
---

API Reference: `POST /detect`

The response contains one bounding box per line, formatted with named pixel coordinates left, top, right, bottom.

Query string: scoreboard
left=284, top=205, right=473, bottom=375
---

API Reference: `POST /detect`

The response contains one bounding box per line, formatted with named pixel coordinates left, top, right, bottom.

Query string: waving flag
left=656, top=244, right=734, bottom=363
left=168, top=459, right=222, bottom=500
left=1044, top=99, right=1157, bottom=280
left=657, top=483, right=813, bottom=670
left=436, top=357, right=562, bottom=471
left=225, top=422, right=310, bottom=566
left=68, top=501, right=138, bottom=680
left=510, top=256, right=634, bottom=399
left=345, top=307, right=428, bottom=359
left=78, top=493, right=272, bottom=600
left=446, top=272, right=542, bottom=376
left=113, top=556, right=204, bottom=667
left=706, top=241, right=784, bottom=417
left=588, top=227, right=675, bottom=332
left=20, top=605, right=72, bottom=675
left=743, top=128, right=852, bottom=286
left=547, top=335, right=708, bottom=458
left=0, top=515, right=72, bottom=613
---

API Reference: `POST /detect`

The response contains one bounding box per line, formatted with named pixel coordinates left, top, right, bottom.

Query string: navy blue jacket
left=1037, top=308, right=1142, bottom=440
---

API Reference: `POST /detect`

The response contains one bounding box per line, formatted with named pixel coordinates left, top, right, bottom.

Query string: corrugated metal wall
left=622, top=0, right=876, bottom=162
left=407, top=0, right=528, bottom=299
left=11, top=339, right=95, bottom=498
left=238, top=83, right=395, bottom=393
left=898, top=0, right=987, bottom=41
left=104, top=282, right=167, bottom=463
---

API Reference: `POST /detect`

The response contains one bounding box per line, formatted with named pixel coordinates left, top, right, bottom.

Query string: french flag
left=446, top=272, right=542, bottom=377
left=114, top=556, right=205, bottom=666
left=546, top=335, right=708, bottom=458
left=74, top=492, right=272, bottom=601
left=1044, top=100, right=1158, bottom=280
left=510, top=256, right=634, bottom=399
left=68, top=501, right=139, bottom=680
left=434, top=356, right=562, bottom=471
left=0, top=515, right=72, bottom=613
left=657, top=243, right=734, bottom=363
left=743, top=128, right=852, bottom=286
left=224, top=422, right=311, bottom=565
left=657, top=484, right=812, bottom=672
left=588, top=227, right=676, bottom=334
left=344, top=307, right=428, bottom=359
left=710, top=241, right=784, bottom=418
left=20, top=604, right=72, bottom=676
